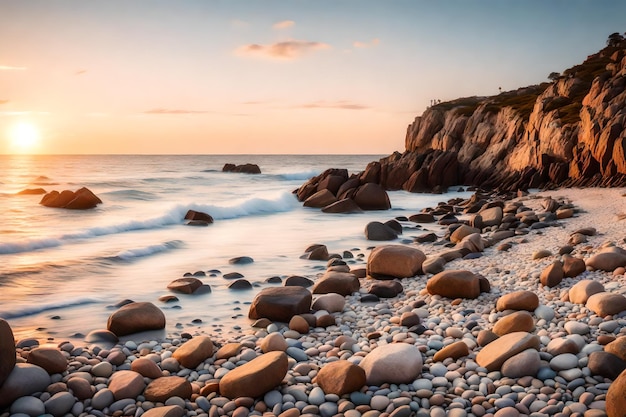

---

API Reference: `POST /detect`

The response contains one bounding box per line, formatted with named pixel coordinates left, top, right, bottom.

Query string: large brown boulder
left=606, top=337, right=626, bottom=362
left=496, top=291, right=539, bottom=312
left=312, top=271, right=360, bottom=296
left=0, top=319, right=16, bottom=387
left=222, top=163, right=261, bottom=174
left=586, top=247, right=626, bottom=271
left=141, top=406, right=185, bottom=417
left=433, top=341, right=469, bottom=362
left=427, top=270, right=483, bottom=299
left=315, top=360, right=366, bottom=396
left=172, top=336, right=214, bottom=369
left=301, top=244, right=329, bottom=261
left=450, top=225, right=480, bottom=244
left=322, top=198, right=362, bottom=213
left=607, top=368, right=626, bottom=417
left=303, top=189, right=337, bottom=208
left=108, top=370, right=146, bottom=400
left=540, top=261, right=564, bottom=287
left=367, top=245, right=425, bottom=279
left=476, top=332, right=540, bottom=372
left=492, top=311, right=534, bottom=336
left=368, top=280, right=403, bottom=298
left=26, top=347, right=67, bottom=374
left=144, top=376, right=193, bottom=402
left=353, top=183, right=391, bottom=210
left=586, top=292, right=626, bottom=317
left=364, top=221, right=398, bottom=241
left=184, top=210, right=214, bottom=224
left=40, top=187, right=102, bottom=209
left=107, top=302, right=166, bottom=336
left=219, top=351, right=288, bottom=399
left=249, top=286, right=312, bottom=322
left=167, top=277, right=203, bottom=294
left=563, top=255, right=586, bottom=278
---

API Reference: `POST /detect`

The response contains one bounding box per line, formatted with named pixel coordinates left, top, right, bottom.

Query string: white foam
left=0, top=297, right=103, bottom=319
left=0, top=191, right=299, bottom=255
left=112, top=240, right=183, bottom=261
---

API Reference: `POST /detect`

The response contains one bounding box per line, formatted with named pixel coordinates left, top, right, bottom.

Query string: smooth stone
left=44, top=392, right=76, bottom=417
left=10, top=396, right=46, bottom=417
left=0, top=364, right=51, bottom=408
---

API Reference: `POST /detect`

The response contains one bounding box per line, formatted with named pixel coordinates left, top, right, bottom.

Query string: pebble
left=2, top=193, right=622, bottom=417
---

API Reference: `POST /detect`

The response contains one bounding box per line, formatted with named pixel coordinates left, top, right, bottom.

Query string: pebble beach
left=2, top=186, right=626, bottom=417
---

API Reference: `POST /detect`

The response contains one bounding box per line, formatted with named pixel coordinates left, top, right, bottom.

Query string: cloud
left=144, top=108, right=209, bottom=115
left=0, top=100, right=8, bottom=105
left=75, top=70, right=87, bottom=75
left=294, top=100, right=370, bottom=110
left=353, top=38, right=381, bottom=49
left=273, top=20, right=295, bottom=29
left=235, top=40, right=330, bottom=59
left=0, top=65, right=27, bottom=71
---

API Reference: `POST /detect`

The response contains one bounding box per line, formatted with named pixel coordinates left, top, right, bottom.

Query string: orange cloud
left=273, top=20, right=295, bottom=29
left=0, top=100, right=8, bottom=105
left=144, top=108, right=209, bottom=114
left=75, top=69, right=87, bottom=75
left=295, top=100, right=370, bottom=110
left=0, top=65, right=27, bottom=71
left=235, top=40, right=330, bottom=59
left=353, top=38, right=381, bottom=48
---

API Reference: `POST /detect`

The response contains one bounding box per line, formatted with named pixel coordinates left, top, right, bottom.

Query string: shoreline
left=2, top=186, right=626, bottom=417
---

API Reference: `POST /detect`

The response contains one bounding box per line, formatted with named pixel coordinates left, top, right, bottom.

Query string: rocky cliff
left=360, top=39, right=626, bottom=192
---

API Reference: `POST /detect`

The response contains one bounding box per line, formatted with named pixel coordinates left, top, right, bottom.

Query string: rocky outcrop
left=40, top=187, right=102, bottom=209
left=222, top=163, right=261, bottom=174
left=300, top=40, right=626, bottom=193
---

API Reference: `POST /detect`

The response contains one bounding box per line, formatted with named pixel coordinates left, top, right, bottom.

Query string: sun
left=8, top=121, right=40, bottom=152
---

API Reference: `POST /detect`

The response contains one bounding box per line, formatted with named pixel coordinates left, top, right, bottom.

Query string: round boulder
left=107, top=302, right=166, bottom=336
left=496, top=291, right=539, bottom=312
left=427, top=270, right=483, bottom=299
left=219, top=351, right=289, bottom=399
left=353, top=183, right=391, bottom=210
left=367, top=245, right=426, bottom=279
left=315, top=360, right=366, bottom=396
left=359, top=343, right=422, bottom=385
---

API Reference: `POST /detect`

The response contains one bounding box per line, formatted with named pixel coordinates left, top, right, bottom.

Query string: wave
left=272, top=169, right=320, bottom=181
left=0, top=297, right=102, bottom=319
left=108, top=240, right=183, bottom=262
left=0, top=191, right=299, bottom=255
left=100, top=189, right=157, bottom=201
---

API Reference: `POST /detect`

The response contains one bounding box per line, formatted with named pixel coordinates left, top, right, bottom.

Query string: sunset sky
left=1, top=0, right=625, bottom=155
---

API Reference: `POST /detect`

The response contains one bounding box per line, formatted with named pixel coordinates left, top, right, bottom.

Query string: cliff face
left=366, top=41, right=626, bottom=192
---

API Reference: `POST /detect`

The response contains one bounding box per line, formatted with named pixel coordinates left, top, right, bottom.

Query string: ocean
left=0, top=154, right=473, bottom=343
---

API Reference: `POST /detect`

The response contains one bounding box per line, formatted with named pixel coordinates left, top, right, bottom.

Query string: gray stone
left=0, top=363, right=51, bottom=408
left=44, top=392, right=76, bottom=417
left=91, top=388, right=115, bottom=410
left=10, top=396, right=46, bottom=417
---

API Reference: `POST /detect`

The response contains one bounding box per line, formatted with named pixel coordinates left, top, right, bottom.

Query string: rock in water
left=167, top=277, right=203, bottom=294
left=0, top=319, right=16, bottom=387
left=353, top=183, right=391, bottom=210
left=367, top=245, right=426, bottom=279
left=248, top=286, right=312, bottom=322
left=219, top=351, right=288, bottom=399
left=222, top=163, right=261, bottom=174
left=107, top=302, right=166, bottom=336
left=184, top=209, right=213, bottom=225
left=364, top=221, right=398, bottom=241
left=40, top=187, right=102, bottom=209
left=359, top=343, right=422, bottom=385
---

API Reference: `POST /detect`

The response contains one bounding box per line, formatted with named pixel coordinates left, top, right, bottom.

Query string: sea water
left=0, top=154, right=472, bottom=342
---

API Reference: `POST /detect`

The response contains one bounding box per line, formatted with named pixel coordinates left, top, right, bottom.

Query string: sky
left=1, top=0, right=625, bottom=155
